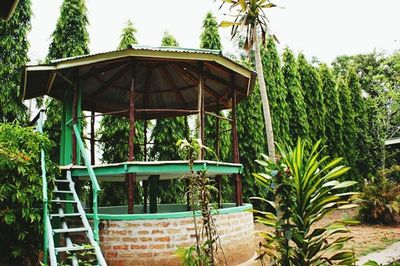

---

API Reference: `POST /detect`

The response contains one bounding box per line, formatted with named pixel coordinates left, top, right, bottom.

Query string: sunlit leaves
left=0, top=123, right=56, bottom=264
left=253, top=139, right=357, bottom=265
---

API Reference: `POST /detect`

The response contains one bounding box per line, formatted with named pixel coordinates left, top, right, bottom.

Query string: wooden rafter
left=80, top=59, right=131, bottom=80
left=170, top=63, right=229, bottom=108
left=46, top=71, right=57, bottom=94
left=160, top=65, right=187, bottom=107
left=92, top=63, right=132, bottom=98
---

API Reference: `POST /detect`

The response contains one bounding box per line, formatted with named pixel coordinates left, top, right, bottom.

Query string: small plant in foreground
left=176, top=139, right=225, bottom=266
left=253, top=139, right=359, bottom=265
left=359, top=175, right=400, bottom=225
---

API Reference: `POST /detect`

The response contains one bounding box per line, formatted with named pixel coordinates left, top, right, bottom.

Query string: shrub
left=253, top=139, right=359, bottom=265
left=0, top=123, right=55, bottom=265
left=359, top=175, right=400, bottom=225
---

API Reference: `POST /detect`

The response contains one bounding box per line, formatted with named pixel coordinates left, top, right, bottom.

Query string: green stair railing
left=72, top=123, right=101, bottom=241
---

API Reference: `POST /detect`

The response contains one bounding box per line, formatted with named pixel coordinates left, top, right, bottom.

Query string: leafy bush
left=253, top=139, right=359, bottom=265
left=359, top=175, right=400, bottom=225
left=0, top=123, right=55, bottom=265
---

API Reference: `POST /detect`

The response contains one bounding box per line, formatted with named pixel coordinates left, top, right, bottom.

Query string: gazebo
left=23, top=46, right=257, bottom=265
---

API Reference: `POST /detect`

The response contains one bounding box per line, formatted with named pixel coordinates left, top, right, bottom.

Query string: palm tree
left=220, top=0, right=278, bottom=161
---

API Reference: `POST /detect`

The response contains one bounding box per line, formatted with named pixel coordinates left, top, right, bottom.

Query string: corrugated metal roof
left=49, top=45, right=222, bottom=64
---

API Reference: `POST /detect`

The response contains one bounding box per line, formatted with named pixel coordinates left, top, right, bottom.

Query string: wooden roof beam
left=92, top=63, right=132, bottom=98
left=160, top=66, right=187, bottom=108
left=170, top=63, right=229, bottom=108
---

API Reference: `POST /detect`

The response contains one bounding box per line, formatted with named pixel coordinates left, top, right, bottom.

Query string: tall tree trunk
left=253, top=27, right=276, bottom=161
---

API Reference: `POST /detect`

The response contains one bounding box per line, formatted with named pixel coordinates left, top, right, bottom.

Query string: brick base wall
left=99, top=211, right=255, bottom=266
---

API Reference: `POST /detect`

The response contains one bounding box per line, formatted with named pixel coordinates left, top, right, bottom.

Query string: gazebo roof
left=21, top=46, right=256, bottom=119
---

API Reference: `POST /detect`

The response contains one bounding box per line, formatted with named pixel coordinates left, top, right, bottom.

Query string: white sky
left=28, top=0, right=400, bottom=64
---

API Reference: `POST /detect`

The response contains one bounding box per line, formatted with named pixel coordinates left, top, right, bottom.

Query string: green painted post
left=60, top=89, right=73, bottom=166
left=149, top=175, right=159, bottom=213
left=75, top=82, right=82, bottom=165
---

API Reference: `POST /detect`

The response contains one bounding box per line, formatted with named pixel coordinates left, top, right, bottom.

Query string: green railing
left=36, top=110, right=49, bottom=263
left=72, top=123, right=101, bottom=241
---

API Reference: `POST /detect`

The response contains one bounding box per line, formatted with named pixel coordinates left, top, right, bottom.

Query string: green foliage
left=47, top=0, right=89, bottom=60
left=253, top=139, right=358, bottom=265
left=297, top=54, right=326, bottom=144
left=98, top=20, right=144, bottom=206
left=118, top=20, right=137, bottom=49
left=161, top=31, right=179, bottom=47
left=237, top=80, right=268, bottom=205
left=281, top=48, right=310, bottom=145
left=98, top=116, right=144, bottom=205
left=200, top=12, right=222, bottom=51
left=45, top=0, right=90, bottom=162
left=151, top=117, right=187, bottom=203
left=0, top=123, right=56, bottom=264
left=319, top=64, right=345, bottom=158
left=261, top=38, right=290, bottom=145
left=336, top=75, right=358, bottom=178
left=219, top=0, right=277, bottom=50
left=0, top=0, right=31, bottom=122
left=359, top=175, right=400, bottom=225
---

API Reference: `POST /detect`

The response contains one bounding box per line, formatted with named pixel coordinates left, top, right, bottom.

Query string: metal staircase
left=36, top=110, right=106, bottom=265
left=46, top=171, right=107, bottom=265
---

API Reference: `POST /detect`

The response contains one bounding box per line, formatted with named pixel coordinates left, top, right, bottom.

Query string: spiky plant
left=253, top=139, right=358, bottom=265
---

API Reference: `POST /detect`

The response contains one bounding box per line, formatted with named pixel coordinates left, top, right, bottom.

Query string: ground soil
left=253, top=209, right=400, bottom=261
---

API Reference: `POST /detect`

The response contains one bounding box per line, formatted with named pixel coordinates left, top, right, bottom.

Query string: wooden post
left=143, top=180, right=148, bottom=213
left=127, top=65, right=136, bottom=214
left=231, top=86, right=242, bottom=206
left=215, top=101, right=220, bottom=159
left=198, top=62, right=205, bottom=159
left=149, top=175, right=159, bottom=213
left=143, top=119, right=148, bottom=213
left=216, top=175, right=222, bottom=208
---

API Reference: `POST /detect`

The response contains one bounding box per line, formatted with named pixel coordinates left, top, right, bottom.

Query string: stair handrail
left=72, top=123, right=101, bottom=242
left=36, top=109, right=56, bottom=264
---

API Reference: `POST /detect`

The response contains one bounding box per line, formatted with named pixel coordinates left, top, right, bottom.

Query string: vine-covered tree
left=0, top=0, right=31, bottom=122
left=297, top=53, right=325, bottom=144
left=150, top=32, right=187, bottom=203
left=262, top=38, right=290, bottom=146
left=336, top=75, right=357, bottom=177
left=199, top=11, right=232, bottom=200
left=319, top=64, right=344, bottom=158
left=281, top=48, right=309, bottom=145
left=98, top=20, right=144, bottom=205
left=44, top=0, right=90, bottom=162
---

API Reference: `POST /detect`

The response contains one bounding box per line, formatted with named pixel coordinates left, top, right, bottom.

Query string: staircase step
left=53, top=227, right=87, bottom=234
left=51, top=199, right=77, bottom=204
left=55, top=245, right=93, bottom=253
left=50, top=213, right=81, bottom=218
left=53, top=190, right=73, bottom=194
left=55, top=179, right=70, bottom=183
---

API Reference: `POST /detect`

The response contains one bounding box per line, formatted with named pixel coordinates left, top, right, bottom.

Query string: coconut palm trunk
left=253, top=27, right=276, bottom=161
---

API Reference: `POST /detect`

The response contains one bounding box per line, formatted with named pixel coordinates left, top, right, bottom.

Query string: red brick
left=105, top=251, right=118, bottom=258
left=113, top=245, right=129, bottom=250
left=151, top=229, right=164, bottom=234
left=130, top=244, right=147, bottom=250
left=137, top=230, right=149, bottom=235
left=122, top=237, right=138, bottom=242
left=154, top=236, right=170, bottom=242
